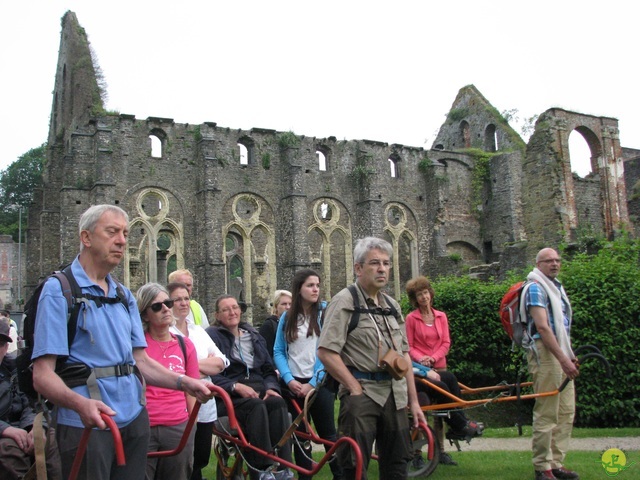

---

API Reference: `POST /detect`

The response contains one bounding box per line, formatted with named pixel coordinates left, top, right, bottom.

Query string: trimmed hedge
left=404, top=239, right=640, bottom=428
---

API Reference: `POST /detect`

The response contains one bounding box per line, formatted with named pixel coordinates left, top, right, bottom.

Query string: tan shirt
left=318, top=283, right=409, bottom=409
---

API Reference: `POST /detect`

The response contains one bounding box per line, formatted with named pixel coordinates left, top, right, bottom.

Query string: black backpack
left=16, top=264, right=129, bottom=399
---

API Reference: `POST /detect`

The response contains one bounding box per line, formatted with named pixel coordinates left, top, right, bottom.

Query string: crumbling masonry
left=25, top=12, right=640, bottom=321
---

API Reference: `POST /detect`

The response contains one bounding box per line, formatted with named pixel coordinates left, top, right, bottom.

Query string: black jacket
left=258, top=315, right=279, bottom=360
left=206, top=322, right=280, bottom=396
left=0, top=357, right=36, bottom=436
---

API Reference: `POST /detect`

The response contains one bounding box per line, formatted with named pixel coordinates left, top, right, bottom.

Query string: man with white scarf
left=525, top=248, right=580, bottom=480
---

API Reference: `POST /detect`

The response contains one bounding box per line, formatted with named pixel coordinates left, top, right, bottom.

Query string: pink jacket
left=405, top=307, right=451, bottom=369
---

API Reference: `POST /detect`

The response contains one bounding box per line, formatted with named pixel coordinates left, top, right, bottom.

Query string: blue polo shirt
left=32, top=257, right=147, bottom=428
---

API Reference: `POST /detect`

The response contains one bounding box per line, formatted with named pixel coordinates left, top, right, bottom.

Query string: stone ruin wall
left=24, top=12, right=636, bottom=322
left=623, top=147, right=640, bottom=237
left=34, top=113, right=500, bottom=320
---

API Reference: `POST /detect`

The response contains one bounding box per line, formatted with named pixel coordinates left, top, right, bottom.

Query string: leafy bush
left=420, top=238, right=640, bottom=428
left=560, top=239, right=640, bottom=427
left=429, top=276, right=514, bottom=387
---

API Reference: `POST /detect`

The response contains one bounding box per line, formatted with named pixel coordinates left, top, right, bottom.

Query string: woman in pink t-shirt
left=137, top=283, right=200, bottom=479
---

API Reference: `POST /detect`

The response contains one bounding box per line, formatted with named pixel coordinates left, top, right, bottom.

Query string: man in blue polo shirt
left=32, top=205, right=214, bottom=480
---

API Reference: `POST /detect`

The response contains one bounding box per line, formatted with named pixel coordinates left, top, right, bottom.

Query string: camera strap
left=356, top=284, right=402, bottom=366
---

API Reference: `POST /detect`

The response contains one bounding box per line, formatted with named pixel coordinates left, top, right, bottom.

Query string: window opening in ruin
left=320, top=201, right=332, bottom=221
left=484, top=124, right=497, bottom=152
left=141, top=192, right=163, bottom=217
left=150, top=135, right=162, bottom=158
left=569, top=130, right=593, bottom=177
left=389, top=156, right=401, bottom=178
left=157, top=233, right=171, bottom=250
left=237, top=137, right=255, bottom=165
left=229, top=256, right=244, bottom=280
left=460, top=121, right=471, bottom=148
left=225, top=232, right=244, bottom=281
left=317, top=150, right=327, bottom=171
left=238, top=143, right=249, bottom=165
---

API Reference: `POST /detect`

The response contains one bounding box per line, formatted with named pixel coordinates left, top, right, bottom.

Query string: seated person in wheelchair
left=405, top=276, right=483, bottom=465
left=273, top=269, right=343, bottom=480
left=206, top=295, right=294, bottom=480
left=412, top=363, right=482, bottom=442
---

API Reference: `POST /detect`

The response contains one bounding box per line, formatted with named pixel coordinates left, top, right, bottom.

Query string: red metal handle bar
left=68, top=413, right=125, bottom=480
left=148, top=401, right=201, bottom=457
left=212, top=385, right=364, bottom=479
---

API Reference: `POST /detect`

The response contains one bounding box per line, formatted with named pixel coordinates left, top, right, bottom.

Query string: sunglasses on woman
left=149, top=299, right=175, bottom=312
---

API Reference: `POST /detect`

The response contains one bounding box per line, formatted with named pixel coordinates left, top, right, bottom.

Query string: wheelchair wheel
left=407, top=424, right=439, bottom=478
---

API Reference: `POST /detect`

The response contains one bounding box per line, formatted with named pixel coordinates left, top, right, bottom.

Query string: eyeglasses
left=149, top=299, right=175, bottom=312
left=539, top=258, right=562, bottom=264
left=218, top=305, right=241, bottom=315
left=363, top=260, right=392, bottom=268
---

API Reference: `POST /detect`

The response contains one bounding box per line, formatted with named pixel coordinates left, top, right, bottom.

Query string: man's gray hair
left=78, top=205, right=129, bottom=251
left=353, top=237, right=393, bottom=264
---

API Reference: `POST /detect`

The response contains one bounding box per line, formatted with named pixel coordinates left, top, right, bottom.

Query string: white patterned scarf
left=527, top=268, right=575, bottom=359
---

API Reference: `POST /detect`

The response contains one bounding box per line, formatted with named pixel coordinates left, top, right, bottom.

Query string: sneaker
left=551, top=467, right=579, bottom=479
left=411, top=453, right=427, bottom=469
left=464, top=420, right=484, bottom=437
left=534, top=470, right=557, bottom=480
left=439, top=451, right=458, bottom=466
left=272, top=469, right=295, bottom=480
left=255, top=473, right=276, bottom=480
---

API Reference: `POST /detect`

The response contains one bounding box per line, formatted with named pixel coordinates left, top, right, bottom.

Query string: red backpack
left=500, top=281, right=536, bottom=349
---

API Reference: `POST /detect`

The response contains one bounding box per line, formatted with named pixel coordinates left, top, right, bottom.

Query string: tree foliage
left=0, top=144, right=45, bottom=240
left=415, top=239, right=640, bottom=428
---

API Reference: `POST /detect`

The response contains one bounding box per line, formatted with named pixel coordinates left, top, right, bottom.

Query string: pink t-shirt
left=144, top=332, right=199, bottom=427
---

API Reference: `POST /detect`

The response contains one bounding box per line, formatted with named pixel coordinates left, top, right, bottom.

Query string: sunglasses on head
left=149, top=299, right=175, bottom=312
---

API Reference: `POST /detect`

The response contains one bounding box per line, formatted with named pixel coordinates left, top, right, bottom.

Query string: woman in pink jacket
left=405, top=276, right=483, bottom=466
left=405, top=277, right=451, bottom=370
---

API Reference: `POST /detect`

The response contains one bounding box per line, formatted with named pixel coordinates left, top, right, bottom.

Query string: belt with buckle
left=349, top=368, right=391, bottom=381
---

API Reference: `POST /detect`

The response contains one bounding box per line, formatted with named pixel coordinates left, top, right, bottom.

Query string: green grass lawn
left=202, top=427, right=640, bottom=479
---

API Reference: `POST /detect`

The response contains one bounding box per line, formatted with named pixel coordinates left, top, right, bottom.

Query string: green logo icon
left=597, top=448, right=635, bottom=477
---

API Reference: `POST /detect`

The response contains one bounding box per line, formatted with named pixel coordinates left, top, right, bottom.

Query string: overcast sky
left=1, top=1, right=637, bottom=175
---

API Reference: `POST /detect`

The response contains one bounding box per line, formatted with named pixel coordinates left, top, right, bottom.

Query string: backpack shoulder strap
left=347, top=284, right=361, bottom=334
left=346, top=285, right=400, bottom=334
left=57, top=266, right=84, bottom=348
left=175, top=334, right=188, bottom=369
left=381, top=293, right=400, bottom=320
left=110, top=275, right=130, bottom=313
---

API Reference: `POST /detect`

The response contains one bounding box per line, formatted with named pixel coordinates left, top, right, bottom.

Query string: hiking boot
left=439, top=451, right=458, bottom=466
left=446, top=420, right=485, bottom=443
left=534, top=470, right=557, bottom=479
left=551, top=467, right=579, bottom=479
